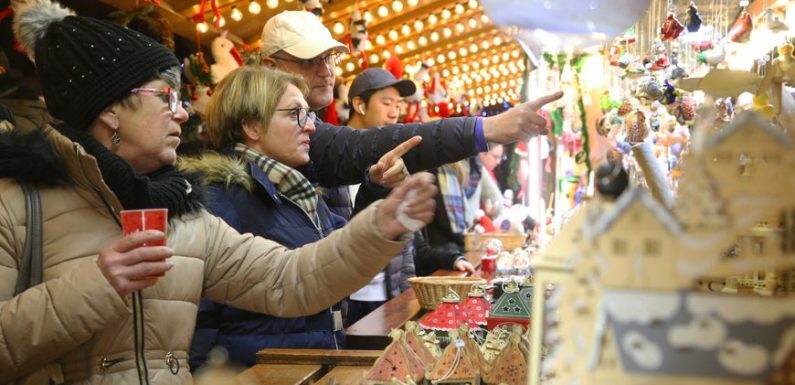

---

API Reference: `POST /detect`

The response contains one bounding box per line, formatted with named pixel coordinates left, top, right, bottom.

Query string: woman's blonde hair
left=206, top=66, right=308, bottom=149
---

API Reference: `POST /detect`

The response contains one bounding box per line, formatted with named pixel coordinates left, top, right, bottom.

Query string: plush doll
left=210, top=31, right=242, bottom=84
left=300, top=0, right=324, bottom=16
left=349, top=9, right=369, bottom=68
left=383, top=49, right=403, bottom=79
left=424, top=70, right=449, bottom=118
left=404, top=63, right=430, bottom=123
left=685, top=2, right=702, bottom=32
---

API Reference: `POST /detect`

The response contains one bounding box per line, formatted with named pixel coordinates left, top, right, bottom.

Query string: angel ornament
left=755, top=43, right=795, bottom=115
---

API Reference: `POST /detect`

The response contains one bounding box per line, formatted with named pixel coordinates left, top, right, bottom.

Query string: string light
left=448, top=51, right=456, bottom=60
left=215, top=15, right=226, bottom=27
left=468, top=18, right=477, bottom=28
left=427, top=58, right=435, bottom=66
left=196, top=22, right=209, bottom=33
left=493, top=36, right=502, bottom=45
left=437, top=54, right=446, bottom=63
left=333, top=22, right=345, bottom=35
left=266, top=0, right=278, bottom=9
left=231, top=6, right=243, bottom=21
left=335, top=67, right=343, bottom=76
left=459, top=47, right=468, bottom=56
left=249, top=1, right=262, bottom=14
left=441, top=9, right=451, bottom=20
left=408, top=0, right=419, bottom=5
left=383, top=50, right=391, bottom=59
left=418, top=36, right=428, bottom=46
left=414, top=20, right=424, bottom=32
left=468, top=0, right=478, bottom=9
left=469, top=43, right=478, bottom=53
left=443, top=69, right=450, bottom=77
left=370, top=53, right=380, bottom=63
left=455, top=4, right=465, bottom=14
left=345, top=62, right=355, bottom=72
left=443, top=27, right=452, bottom=38
left=455, top=23, right=465, bottom=33
left=392, top=0, right=404, bottom=12
left=407, top=40, right=416, bottom=50
left=395, top=44, right=403, bottom=54
left=389, top=30, right=399, bottom=40
left=430, top=32, right=439, bottom=42
left=480, top=14, right=489, bottom=23
left=375, top=35, right=386, bottom=45
left=401, top=24, right=411, bottom=35
left=378, top=5, right=389, bottom=17
left=363, top=11, right=373, bottom=23
left=428, top=14, right=438, bottom=24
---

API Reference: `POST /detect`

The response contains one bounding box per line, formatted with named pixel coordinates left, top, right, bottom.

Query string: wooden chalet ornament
left=487, top=279, right=531, bottom=331
left=366, top=329, right=425, bottom=384
left=457, top=324, right=489, bottom=376
left=482, top=325, right=528, bottom=385
left=480, top=324, right=513, bottom=363
left=527, top=110, right=795, bottom=385
left=403, top=321, right=438, bottom=371
left=428, top=330, right=480, bottom=385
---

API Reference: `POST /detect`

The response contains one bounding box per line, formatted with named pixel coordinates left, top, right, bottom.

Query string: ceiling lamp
left=441, top=9, right=451, bottom=20
left=401, top=24, right=411, bottom=35
left=442, top=27, right=452, bottom=38
left=468, top=0, right=478, bottom=9
left=363, top=11, right=373, bottom=23
left=407, top=40, right=417, bottom=50
left=455, top=23, right=465, bottom=33
left=408, top=0, right=419, bottom=5
left=448, top=51, right=456, bottom=60
left=436, top=54, right=446, bottom=63
left=196, top=22, right=209, bottom=33
left=442, top=69, right=450, bottom=77
left=249, top=1, right=262, bottom=14
left=370, top=53, right=380, bottom=64
left=468, top=18, right=477, bottom=28
left=469, top=43, right=478, bottom=53
left=493, top=36, right=502, bottom=45
left=230, top=6, right=243, bottom=21
left=428, top=14, right=438, bottom=24
left=383, top=50, right=392, bottom=59
left=266, top=0, right=278, bottom=8
left=459, top=47, right=468, bottom=56
left=392, top=0, right=404, bottom=12
left=430, top=31, right=439, bottom=42
left=389, top=30, right=399, bottom=40
left=375, top=35, right=386, bottom=45
left=418, top=36, right=428, bottom=46
left=455, top=4, right=465, bottom=14
left=414, top=20, right=424, bottom=31
left=333, top=22, right=345, bottom=35
left=481, top=40, right=490, bottom=49
left=335, top=67, right=343, bottom=76
left=378, top=5, right=389, bottom=17
left=427, top=58, right=435, bottom=66
left=395, top=44, right=404, bottom=54
left=480, top=14, right=489, bottom=23
left=345, top=62, right=355, bottom=72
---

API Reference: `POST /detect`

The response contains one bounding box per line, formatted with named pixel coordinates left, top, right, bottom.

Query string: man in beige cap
left=260, top=11, right=562, bottom=218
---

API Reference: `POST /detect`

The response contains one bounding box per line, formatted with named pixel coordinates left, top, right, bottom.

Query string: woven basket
left=408, top=276, right=486, bottom=309
left=464, top=232, right=527, bottom=252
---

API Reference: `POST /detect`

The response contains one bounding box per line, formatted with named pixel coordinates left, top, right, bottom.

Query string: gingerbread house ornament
left=402, top=321, right=439, bottom=371
left=483, top=325, right=528, bottom=385
left=428, top=330, right=480, bottom=385
left=366, top=329, right=425, bottom=384
left=419, top=289, right=471, bottom=332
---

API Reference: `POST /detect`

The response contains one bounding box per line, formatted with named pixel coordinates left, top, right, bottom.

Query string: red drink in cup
left=120, top=208, right=168, bottom=246
left=481, top=256, right=497, bottom=274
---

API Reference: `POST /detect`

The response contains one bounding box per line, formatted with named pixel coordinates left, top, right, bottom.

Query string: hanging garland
left=570, top=54, right=592, bottom=175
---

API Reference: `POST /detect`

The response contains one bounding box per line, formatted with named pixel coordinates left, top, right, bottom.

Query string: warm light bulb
left=333, top=22, right=345, bottom=35
left=375, top=35, right=386, bottom=45
left=462, top=64, right=469, bottom=71
left=427, top=58, right=435, bottom=66
left=459, top=47, right=467, bottom=56
left=468, top=18, right=477, bottom=28
left=443, top=69, right=450, bottom=77
left=335, top=67, right=343, bottom=76
left=430, top=31, right=439, bottom=42
left=414, top=20, right=424, bottom=31
left=418, top=36, right=428, bottom=46
left=231, top=6, right=243, bottom=21
left=249, top=1, right=262, bottom=14
left=370, top=53, right=380, bottom=63
left=455, top=23, right=465, bottom=33
left=481, top=41, right=490, bottom=49
left=502, top=52, right=510, bottom=61
left=452, top=66, right=460, bottom=74
left=395, top=45, right=404, bottom=54
left=345, top=62, right=355, bottom=72
left=468, top=0, right=478, bottom=9
left=443, top=27, right=452, bottom=38
left=512, top=50, right=521, bottom=58
left=455, top=4, right=465, bottom=14
left=408, top=0, right=419, bottom=5
left=389, top=30, right=399, bottom=40
left=437, top=54, right=445, bottom=63
left=493, top=36, right=502, bottom=45
left=469, top=43, right=478, bottom=53
left=401, top=24, right=411, bottom=35
left=216, top=16, right=226, bottom=28
left=428, top=14, right=438, bottom=24
left=480, top=14, right=489, bottom=23
left=266, top=0, right=278, bottom=8
left=363, top=11, right=373, bottom=23
left=472, top=62, right=479, bottom=69
left=407, top=40, right=416, bottom=50
left=383, top=50, right=391, bottom=59
left=392, top=0, right=404, bottom=12
left=378, top=5, right=389, bottom=17
left=448, top=51, right=456, bottom=60
left=441, top=9, right=451, bottom=20
left=196, top=22, right=209, bottom=33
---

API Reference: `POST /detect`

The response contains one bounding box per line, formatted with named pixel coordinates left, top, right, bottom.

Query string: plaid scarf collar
left=235, top=143, right=319, bottom=226
left=437, top=164, right=469, bottom=234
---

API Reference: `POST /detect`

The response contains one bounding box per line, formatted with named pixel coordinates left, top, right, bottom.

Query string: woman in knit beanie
left=0, top=1, right=438, bottom=384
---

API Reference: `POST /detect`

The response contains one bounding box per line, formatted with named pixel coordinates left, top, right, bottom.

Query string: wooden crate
left=464, top=232, right=528, bottom=252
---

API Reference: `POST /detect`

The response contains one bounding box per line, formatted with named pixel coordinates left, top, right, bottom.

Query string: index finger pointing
left=526, top=91, right=563, bottom=111
left=386, top=135, right=423, bottom=158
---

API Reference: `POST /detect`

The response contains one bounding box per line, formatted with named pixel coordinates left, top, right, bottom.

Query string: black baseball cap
left=348, top=68, right=417, bottom=105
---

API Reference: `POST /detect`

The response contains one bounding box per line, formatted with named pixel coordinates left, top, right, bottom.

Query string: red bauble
left=660, top=14, right=685, bottom=41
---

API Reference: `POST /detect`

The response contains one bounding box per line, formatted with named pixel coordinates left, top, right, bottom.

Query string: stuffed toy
left=424, top=70, right=449, bottom=118
left=210, top=31, right=242, bottom=84
left=300, top=0, right=324, bottom=16
left=404, top=63, right=430, bottom=123
left=348, top=9, right=369, bottom=68
left=685, top=2, right=702, bottom=32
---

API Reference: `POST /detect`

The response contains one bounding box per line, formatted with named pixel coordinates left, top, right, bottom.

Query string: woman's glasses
left=276, top=107, right=317, bottom=129
left=131, top=87, right=180, bottom=113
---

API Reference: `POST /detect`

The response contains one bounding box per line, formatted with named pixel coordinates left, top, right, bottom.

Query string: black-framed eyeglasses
left=276, top=107, right=317, bottom=129
left=270, top=52, right=341, bottom=70
left=131, top=87, right=180, bottom=113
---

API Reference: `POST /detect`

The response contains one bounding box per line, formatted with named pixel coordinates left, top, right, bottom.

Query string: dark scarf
left=56, top=124, right=203, bottom=219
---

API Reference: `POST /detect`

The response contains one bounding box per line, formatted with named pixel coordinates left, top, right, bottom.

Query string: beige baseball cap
left=260, top=11, right=349, bottom=59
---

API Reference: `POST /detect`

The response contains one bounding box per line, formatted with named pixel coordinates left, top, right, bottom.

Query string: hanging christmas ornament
left=729, top=9, right=753, bottom=43
left=675, top=94, right=696, bottom=124
left=617, top=98, right=634, bottom=116
left=635, top=76, right=663, bottom=100
left=685, top=2, right=702, bottom=32
left=660, top=80, right=680, bottom=105
left=766, top=7, right=788, bottom=32
left=660, top=13, right=685, bottom=41
left=667, top=51, right=687, bottom=80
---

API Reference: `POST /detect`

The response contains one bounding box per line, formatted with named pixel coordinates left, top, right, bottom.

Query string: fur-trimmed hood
left=179, top=153, right=254, bottom=191
left=0, top=126, right=72, bottom=186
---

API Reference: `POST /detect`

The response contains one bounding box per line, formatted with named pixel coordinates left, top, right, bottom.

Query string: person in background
left=0, top=47, right=51, bottom=132
left=0, top=2, right=437, bottom=384
left=345, top=69, right=475, bottom=325
left=184, top=66, right=419, bottom=368
left=259, top=10, right=563, bottom=220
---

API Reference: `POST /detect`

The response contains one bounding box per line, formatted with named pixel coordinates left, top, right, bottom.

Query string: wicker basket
left=464, top=232, right=528, bottom=252
left=408, top=276, right=486, bottom=309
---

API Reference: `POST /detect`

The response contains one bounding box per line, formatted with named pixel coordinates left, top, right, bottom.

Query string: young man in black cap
left=346, top=68, right=416, bottom=130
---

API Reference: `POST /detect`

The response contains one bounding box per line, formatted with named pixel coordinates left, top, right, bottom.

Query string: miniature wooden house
left=487, top=280, right=531, bottom=331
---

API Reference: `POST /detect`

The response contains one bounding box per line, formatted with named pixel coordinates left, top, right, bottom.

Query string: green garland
left=570, top=54, right=592, bottom=175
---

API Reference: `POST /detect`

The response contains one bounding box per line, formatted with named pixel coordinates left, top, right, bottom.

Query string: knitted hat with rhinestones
left=13, top=0, right=179, bottom=129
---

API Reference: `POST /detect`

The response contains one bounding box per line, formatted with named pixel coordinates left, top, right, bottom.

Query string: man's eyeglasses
left=131, top=87, right=180, bottom=113
left=276, top=107, right=317, bottom=129
left=270, top=52, right=341, bottom=70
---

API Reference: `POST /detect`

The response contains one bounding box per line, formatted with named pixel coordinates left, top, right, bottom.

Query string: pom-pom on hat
left=12, top=0, right=179, bottom=129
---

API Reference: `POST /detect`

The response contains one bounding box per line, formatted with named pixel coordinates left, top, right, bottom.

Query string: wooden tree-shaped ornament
left=461, top=285, right=491, bottom=329
left=366, top=329, right=425, bottom=384
left=428, top=330, right=480, bottom=385
left=419, top=288, right=470, bottom=332
left=403, top=321, right=439, bottom=370
left=458, top=324, right=490, bottom=377
left=483, top=325, right=528, bottom=385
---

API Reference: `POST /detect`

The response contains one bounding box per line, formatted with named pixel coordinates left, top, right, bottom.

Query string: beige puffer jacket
left=0, top=128, right=407, bottom=385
